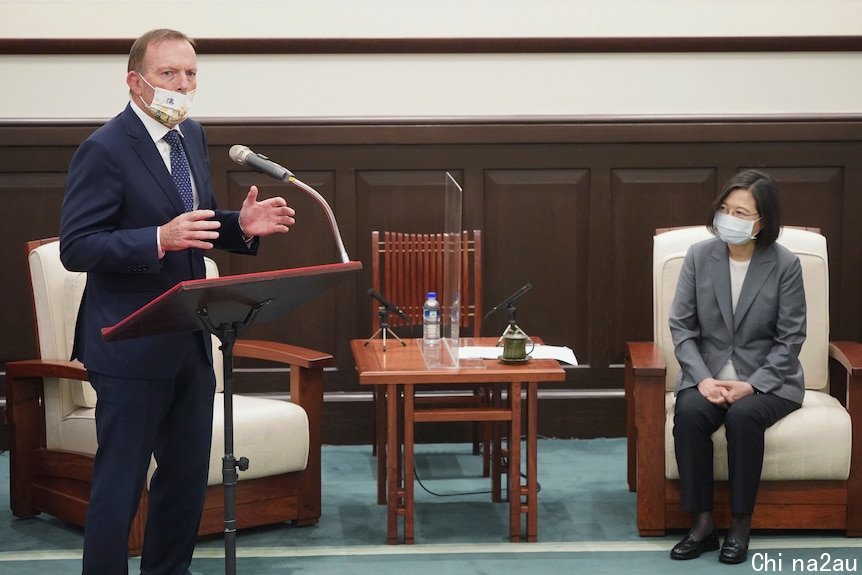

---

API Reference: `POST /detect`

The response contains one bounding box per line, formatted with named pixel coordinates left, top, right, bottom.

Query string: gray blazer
left=669, top=236, right=806, bottom=404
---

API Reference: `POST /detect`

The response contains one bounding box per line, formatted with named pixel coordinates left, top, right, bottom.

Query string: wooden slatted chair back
left=371, top=230, right=482, bottom=337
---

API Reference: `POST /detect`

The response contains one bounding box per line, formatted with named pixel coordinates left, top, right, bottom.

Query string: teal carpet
left=1, top=439, right=859, bottom=574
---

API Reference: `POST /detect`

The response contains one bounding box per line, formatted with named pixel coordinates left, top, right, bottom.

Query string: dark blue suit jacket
left=60, top=104, right=258, bottom=379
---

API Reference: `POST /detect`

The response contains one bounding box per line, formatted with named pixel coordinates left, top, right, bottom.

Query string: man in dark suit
left=59, top=29, right=296, bottom=575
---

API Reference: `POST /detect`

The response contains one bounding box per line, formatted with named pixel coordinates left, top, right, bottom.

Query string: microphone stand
left=499, top=301, right=525, bottom=343
left=197, top=300, right=270, bottom=575
left=365, top=305, right=406, bottom=351
left=364, top=289, right=409, bottom=352
left=484, top=283, right=533, bottom=343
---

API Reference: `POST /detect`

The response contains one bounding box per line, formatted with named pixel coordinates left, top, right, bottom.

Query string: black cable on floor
left=413, top=455, right=540, bottom=497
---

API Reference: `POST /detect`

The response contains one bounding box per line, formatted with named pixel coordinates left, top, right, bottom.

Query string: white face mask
left=138, top=75, right=195, bottom=127
left=713, top=211, right=760, bottom=245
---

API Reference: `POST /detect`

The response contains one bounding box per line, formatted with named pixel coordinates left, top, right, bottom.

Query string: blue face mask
left=713, top=211, right=760, bottom=245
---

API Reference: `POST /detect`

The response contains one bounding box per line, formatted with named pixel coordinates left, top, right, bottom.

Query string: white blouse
left=716, top=257, right=751, bottom=381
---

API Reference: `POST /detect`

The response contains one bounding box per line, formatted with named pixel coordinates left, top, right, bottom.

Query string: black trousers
left=673, top=387, right=800, bottom=515
left=82, top=333, right=216, bottom=575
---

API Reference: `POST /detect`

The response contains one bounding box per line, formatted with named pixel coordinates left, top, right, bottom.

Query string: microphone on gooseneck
left=229, top=145, right=294, bottom=181
left=228, top=145, right=352, bottom=263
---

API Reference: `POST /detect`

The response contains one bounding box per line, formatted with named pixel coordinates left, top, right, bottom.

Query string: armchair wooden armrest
left=6, top=358, right=88, bottom=381
left=828, top=341, right=862, bottom=535
left=233, top=339, right=332, bottom=419
left=624, top=342, right=668, bottom=534
left=625, top=342, right=667, bottom=376
left=828, top=341, right=862, bottom=377
left=624, top=342, right=667, bottom=491
left=827, top=340, right=862, bottom=409
left=233, top=340, right=333, bottom=369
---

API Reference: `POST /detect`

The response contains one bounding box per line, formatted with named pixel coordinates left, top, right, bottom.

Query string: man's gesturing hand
left=160, top=210, right=221, bottom=252
left=238, top=186, right=296, bottom=238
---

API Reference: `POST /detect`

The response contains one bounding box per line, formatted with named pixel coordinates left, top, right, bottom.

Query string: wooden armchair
left=6, top=238, right=330, bottom=555
left=625, top=226, right=862, bottom=536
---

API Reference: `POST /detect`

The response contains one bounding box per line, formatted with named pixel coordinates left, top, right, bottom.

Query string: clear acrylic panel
left=439, top=172, right=463, bottom=367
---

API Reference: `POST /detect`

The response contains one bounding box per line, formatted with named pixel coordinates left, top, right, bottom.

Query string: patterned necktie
left=163, top=130, right=194, bottom=212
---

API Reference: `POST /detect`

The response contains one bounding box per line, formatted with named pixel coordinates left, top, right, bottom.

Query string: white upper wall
left=1, top=0, right=861, bottom=119
left=3, top=0, right=862, bottom=38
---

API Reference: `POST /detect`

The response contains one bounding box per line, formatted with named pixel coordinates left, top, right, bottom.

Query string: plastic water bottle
left=422, top=291, right=441, bottom=366
left=422, top=291, right=441, bottom=343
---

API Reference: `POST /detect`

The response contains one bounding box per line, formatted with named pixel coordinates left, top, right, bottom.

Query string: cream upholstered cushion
left=64, top=271, right=97, bottom=408
left=209, top=395, right=309, bottom=484
left=28, top=241, right=97, bottom=454
left=653, top=227, right=851, bottom=482
left=28, top=241, right=310, bottom=487
left=664, top=391, right=852, bottom=480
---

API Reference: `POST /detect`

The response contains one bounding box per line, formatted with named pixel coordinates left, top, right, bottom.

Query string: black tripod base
left=365, top=306, right=407, bottom=351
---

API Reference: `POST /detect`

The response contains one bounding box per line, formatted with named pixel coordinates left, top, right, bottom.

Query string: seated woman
left=668, top=169, right=806, bottom=564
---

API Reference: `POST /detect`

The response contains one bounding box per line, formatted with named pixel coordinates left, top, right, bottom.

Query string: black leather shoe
left=719, top=535, right=750, bottom=564
left=670, top=530, right=719, bottom=560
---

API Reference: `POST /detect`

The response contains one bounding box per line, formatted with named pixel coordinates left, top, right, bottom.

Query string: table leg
left=404, top=383, right=415, bottom=544
left=526, top=381, right=539, bottom=541
left=481, top=384, right=492, bottom=478
left=376, top=386, right=387, bottom=505
left=386, top=383, right=399, bottom=544
left=491, top=384, right=502, bottom=503
left=508, top=382, right=522, bottom=542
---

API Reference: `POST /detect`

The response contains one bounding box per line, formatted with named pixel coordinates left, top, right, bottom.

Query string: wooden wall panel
left=759, top=166, right=845, bottom=336
left=610, top=168, right=718, bottom=363
left=1, top=117, right=861, bottom=445
left=482, top=169, right=590, bottom=358
left=0, top=173, right=68, bottom=360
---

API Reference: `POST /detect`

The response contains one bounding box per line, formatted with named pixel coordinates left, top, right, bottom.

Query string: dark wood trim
left=2, top=35, right=861, bottom=55
left=2, top=116, right=862, bottom=146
